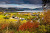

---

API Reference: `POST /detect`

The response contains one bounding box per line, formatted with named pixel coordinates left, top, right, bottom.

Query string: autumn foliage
left=44, top=9, right=50, bottom=24
left=19, top=21, right=39, bottom=31
left=1, top=24, right=9, bottom=30
left=1, top=24, right=6, bottom=29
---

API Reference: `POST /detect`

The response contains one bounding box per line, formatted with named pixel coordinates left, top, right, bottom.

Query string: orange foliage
left=44, top=10, right=50, bottom=24
left=1, top=24, right=6, bottom=29
left=19, top=21, right=39, bottom=31
left=1, top=24, right=9, bottom=29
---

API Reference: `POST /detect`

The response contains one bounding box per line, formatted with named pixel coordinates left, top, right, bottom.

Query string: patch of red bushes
left=19, top=21, right=39, bottom=31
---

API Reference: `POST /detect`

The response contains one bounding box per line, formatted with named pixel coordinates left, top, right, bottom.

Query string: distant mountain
left=0, top=7, right=43, bottom=12
left=0, top=7, right=23, bottom=12
left=33, top=8, right=43, bottom=10
left=17, top=8, right=32, bottom=10
left=17, top=8, right=43, bottom=10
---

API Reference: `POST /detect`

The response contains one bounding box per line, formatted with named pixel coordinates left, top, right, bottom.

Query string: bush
left=19, top=21, right=39, bottom=32
left=3, top=16, right=9, bottom=19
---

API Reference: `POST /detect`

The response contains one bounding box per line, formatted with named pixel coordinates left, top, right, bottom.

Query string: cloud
left=0, top=0, right=42, bottom=4
left=16, top=4, right=42, bottom=9
left=0, top=4, right=42, bottom=9
left=0, top=2, right=6, bottom=4
left=0, top=0, right=24, bottom=4
left=23, top=0, right=42, bottom=4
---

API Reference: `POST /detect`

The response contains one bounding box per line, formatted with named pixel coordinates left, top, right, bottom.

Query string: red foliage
left=10, top=32, right=14, bottom=33
left=1, top=24, right=8, bottom=29
left=19, top=21, right=39, bottom=31
left=1, top=24, right=6, bottom=29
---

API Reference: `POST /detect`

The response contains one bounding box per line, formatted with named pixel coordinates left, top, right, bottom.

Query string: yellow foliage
left=0, top=12, right=2, bottom=13
left=20, top=20, right=27, bottom=24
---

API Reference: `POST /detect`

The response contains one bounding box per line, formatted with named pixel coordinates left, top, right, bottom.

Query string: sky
left=0, top=0, right=42, bottom=4
left=0, top=4, right=42, bottom=9
left=0, top=0, right=43, bottom=9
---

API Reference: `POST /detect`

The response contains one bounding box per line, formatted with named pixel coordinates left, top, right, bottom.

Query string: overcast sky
left=0, top=0, right=42, bottom=4
left=0, top=4, right=42, bottom=9
left=0, top=0, right=42, bottom=9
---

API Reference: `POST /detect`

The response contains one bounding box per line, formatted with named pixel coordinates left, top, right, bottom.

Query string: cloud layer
left=0, top=4, right=42, bottom=9
left=0, top=0, right=42, bottom=4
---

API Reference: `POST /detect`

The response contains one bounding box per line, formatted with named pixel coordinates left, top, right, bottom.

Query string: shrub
left=19, top=21, right=39, bottom=32
left=44, top=10, right=50, bottom=25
